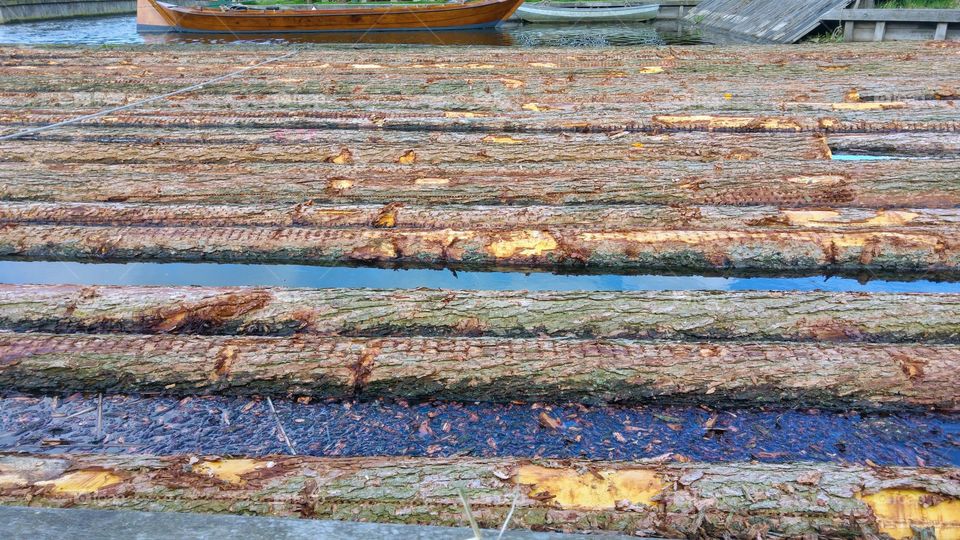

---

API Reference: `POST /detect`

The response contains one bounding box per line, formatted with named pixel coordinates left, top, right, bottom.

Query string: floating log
left=3, top=44, right=959, bottom=133
left=2, top=202, right=958, bottom=230
left=0, top=131, right=833, bottom=164
left=0, top=454, right=957, bottom=538
left=1, top=332, right=956, bottom=409
left=0, top=221, right=955, bottom=271
left=2, top=285, right=959, bottom=343
left=3, top=159, right=958, bottom=208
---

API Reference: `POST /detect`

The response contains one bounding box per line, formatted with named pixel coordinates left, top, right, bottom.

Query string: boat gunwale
left=161, top=0, right=511, bottom=17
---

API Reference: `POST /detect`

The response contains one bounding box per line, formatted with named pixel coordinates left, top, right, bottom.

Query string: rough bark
left=0, top=131, right=833, bottom=164
left=0, top=453, right=957, bottom=538
left=0, top=222, right=955, bottom=271
left=3, top=44, right=959, bottom=132
left=2, top=160, right=958, bottom=208
left=2, top=285, right=958, bottom=343
left=2, top=201, right=957, bottom=230
left=0, top=332, right=956, bottom=410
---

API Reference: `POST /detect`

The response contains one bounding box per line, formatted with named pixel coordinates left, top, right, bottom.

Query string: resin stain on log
left=517, top=466, right=662, bottom=510
left=859, top=488, right=960, bottom=540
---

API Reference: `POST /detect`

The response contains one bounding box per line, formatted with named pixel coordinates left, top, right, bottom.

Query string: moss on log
left=0, top=332, right=956, bottom=409
left=0, top=454, right=957, bottom=538
left=1, top=285, right=958, bottom=343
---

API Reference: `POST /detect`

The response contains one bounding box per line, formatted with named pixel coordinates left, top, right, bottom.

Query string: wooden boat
left=137, top=0, right=524, bottom=33
left=514, top=1, right=658, bottom=23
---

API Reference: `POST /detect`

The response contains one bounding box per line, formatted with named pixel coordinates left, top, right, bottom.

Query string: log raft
left=0, top=454, right=957, bottom=538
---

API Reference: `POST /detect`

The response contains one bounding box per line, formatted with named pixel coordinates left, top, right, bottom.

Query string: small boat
left=514, top=1, right=658, bottom=23
left=137, top=0, right=524, bottom=33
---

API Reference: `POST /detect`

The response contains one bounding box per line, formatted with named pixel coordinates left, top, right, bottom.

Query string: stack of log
left=1, top=42, right=959, bottom=538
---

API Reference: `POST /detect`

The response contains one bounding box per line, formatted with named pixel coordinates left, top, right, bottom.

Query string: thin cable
left=0, top=49, right=299, bottom=142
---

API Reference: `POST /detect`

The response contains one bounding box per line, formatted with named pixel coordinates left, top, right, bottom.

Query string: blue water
left=1, top=260, right=958, bottom=292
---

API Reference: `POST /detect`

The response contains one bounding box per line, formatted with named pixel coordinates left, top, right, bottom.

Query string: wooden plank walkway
left=687, top=0, right=854, bottom=43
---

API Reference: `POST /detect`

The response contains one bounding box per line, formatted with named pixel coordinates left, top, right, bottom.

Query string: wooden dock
left=0, top=43, right=959, bottom=538
left=686, top=0, right=854, bottom=43
left=823, top=8, right=960, bottom=42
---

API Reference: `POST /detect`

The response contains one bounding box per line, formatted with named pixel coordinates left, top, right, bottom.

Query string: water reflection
left=0, top=14, right=709, bottom=46
left=1, top=261, right=959, bottom=293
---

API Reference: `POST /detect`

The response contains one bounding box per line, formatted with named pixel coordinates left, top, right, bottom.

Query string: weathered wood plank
left=1, top=454, right=957, bottom=538
left=3, top=285, right=958, bottom=343
left=688, top=0, right=855, bottom=43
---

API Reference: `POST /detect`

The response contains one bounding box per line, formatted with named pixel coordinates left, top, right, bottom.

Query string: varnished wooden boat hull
left=138, top=0, right=523, bottom=33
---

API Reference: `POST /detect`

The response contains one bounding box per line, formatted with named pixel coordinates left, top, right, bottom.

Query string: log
left=0, top=332, right=956, bottom=409
left=3, top=44, right=959, bottom=132
left=0, top=131, right=833, bottom=164
left=2, top=201, right=957, bottom=230
left=0, top=222, right=955, bottom=271
left=0, top=453, right=957, bottom=538
left=2, top=285, right=958, bottom=343
left=3, top=159, right=959, bottom=208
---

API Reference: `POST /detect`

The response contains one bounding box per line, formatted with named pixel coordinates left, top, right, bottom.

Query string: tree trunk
left=0, top=453, right=957, bottom=538
left=2, top=160, right=958, bottom=208
left=3, top=44, right=959, bottom=132
left=3, top=284, right=958, bottom=343
left=0, top=332, right=955, bottom=410
left=0, top=131, right=833, bottom=164
left=0, top=222, right=955, bottom=271
left=2, top=201, right=958, bottom=231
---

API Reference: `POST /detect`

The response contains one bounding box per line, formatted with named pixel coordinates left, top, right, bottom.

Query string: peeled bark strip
left=2, top=285, right=959, bottom=343
left=3, top=160, right=959, bottom=208
left=2, top=202, right=957, bottom=231
left=1, top=454, right=957, bottom=538
left=1, top=333, right=956, bottom=410
left=0, top=223, right=955, bottom=272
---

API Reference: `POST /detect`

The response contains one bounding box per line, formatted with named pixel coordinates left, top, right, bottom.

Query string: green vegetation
left=877, top=0, right=959, bottom=7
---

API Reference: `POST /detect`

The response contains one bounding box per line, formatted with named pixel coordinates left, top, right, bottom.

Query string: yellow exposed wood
left=37, top=470, right=122, bottom=495
left=859, top=489, right=960, bottom=540
left=486, top=230, right=558, bottom=258
left=192, top=459, right=267, bottom=484
left=517, top=465, right=663, bottom=509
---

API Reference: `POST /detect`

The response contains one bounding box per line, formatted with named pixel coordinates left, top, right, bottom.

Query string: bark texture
left=3, top=284, right=958, bottom=343
left=0, top=222, right=956, bottom=271
left=3, top=160, right=958, bottom=208
left=0, top=454, right=957, bottom=538
left=0, top=131, right=833, bottom=164
left=2, top=202, right=957, bottom=230
left=0, top=332, right=956, bottom=410
left=3, top=44, right=960, bottom=133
